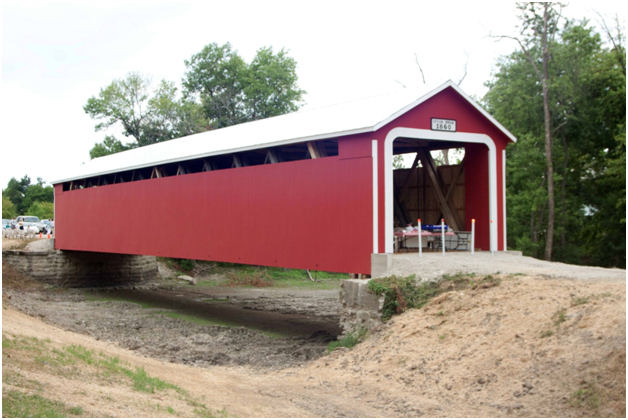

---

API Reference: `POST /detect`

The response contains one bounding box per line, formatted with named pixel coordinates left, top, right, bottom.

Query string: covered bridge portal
left=53, top=81, right=515, bottom=275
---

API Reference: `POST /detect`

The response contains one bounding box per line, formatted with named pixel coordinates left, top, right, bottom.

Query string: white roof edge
left=374, top=79, right=517, bottom=143
left=51, top=126, right=373, bottom=184
left=448, top=82, right=518, bottom=143
left=52, top=81, right=516, bottom=184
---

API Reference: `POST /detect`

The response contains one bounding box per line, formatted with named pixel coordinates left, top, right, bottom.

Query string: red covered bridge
left=52, top=81, right=516, bottom=275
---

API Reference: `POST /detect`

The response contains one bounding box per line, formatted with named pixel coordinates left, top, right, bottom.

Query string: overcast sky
left=0, top=0, right=624, bottom=188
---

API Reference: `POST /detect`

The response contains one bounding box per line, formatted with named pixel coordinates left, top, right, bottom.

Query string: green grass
left=3, top=334, right=228, bottom=417
left=158, top=257, right=348, bottom=290
left=540, top=329, right=554, bottom=338
left=553, top=308, right=567, bottom=326
left=327, top=329, right=367, bottom=352
left=368, top=273, right=502, bottom=321
left=570, top=383, right=601, bottom=412
left=2, top=390, right=83, bottom=417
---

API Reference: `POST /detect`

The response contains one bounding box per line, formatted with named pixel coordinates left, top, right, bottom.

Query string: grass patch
left=540, top=330, right=554, bottom=338
left=159, top=258, right=347, bottom=290
left=127, top=367, right=180, bottom=393
left=368, top=273, right=502, bottom=321
left=2, top=334, right=227, bottom=417
left=570, top=383, right=601, bottom=413
left=571, top=296, right=590, bottom=306
left=2, top=390, right=83, bottom=417
left=553, top=308, right=567, bottom=326
left=327, top=329, right=367, bottom=352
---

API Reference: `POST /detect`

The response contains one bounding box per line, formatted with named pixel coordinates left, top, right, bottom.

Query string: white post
left=441, top=218, right=445, bottom=255
left=418, top=218, right=422, bottom=257
left=471, top=218, right=475, bottom=254
left=490, top=219, right=495, bottom=255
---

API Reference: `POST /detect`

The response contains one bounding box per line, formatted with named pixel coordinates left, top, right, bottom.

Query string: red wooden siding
left=54, top=155, right=373, bottom=274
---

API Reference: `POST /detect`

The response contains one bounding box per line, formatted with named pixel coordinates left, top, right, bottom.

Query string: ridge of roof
left=52, top=81, right=515, bottom=184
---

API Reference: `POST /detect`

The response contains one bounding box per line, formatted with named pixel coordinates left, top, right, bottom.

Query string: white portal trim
left=372, top=140, right=379, bottom=254
left=384, top=127, right=498, bottom=253
left=502, top=149, right=507, bottom=251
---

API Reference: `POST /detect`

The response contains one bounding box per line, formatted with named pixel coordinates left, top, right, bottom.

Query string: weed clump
left=327, top=329, right=367, bottom=352
left=368, top=273, right=501, bottom=321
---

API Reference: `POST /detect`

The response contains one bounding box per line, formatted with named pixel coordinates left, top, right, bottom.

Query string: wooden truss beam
left=232, top=155, right=244, bottom=168
left=418, top=149, right=462, bottom=231
left=307, top=142, right=326, bottom=159
left=264, top=150, right=281, bottom=164
left=150, top=167, right=163, bottom=179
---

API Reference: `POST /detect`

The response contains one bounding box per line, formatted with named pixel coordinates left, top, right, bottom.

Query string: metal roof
left=52, top=80, right=516, bottom=184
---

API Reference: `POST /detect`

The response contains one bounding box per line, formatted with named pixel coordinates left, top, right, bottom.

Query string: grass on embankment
left=2, top=334, right=227, bottom=417
left=161, top=258, right=347, bottom=289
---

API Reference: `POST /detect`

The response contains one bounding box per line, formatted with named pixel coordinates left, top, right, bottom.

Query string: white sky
left=0, top=0, right=624, bottom=188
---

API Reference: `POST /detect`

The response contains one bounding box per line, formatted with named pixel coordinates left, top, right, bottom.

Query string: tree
left=84, top=73, right=208, bottom=156
left=2, top=196, right=17, bottom=219
left=26, top=201, right=54, bottom=220
left=2, top=176, right=54, bottom=215
left=183, top=43, right=305, bottom=128
left=3, top=175, right=31, bottom=214
left=485, top=16, right=626, bottom=268
left=22, top=178, right=54, bottom=214
left=89, top=135, right=131, bottom=159
left=494, top=2, right=563, bottom=260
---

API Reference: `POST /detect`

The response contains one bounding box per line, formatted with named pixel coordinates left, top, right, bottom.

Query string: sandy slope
left=3, top=273, right=625, bottom=417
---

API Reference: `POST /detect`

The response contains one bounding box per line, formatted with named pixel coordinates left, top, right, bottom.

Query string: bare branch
left=595, top=11, right=626, bottom=73
left=394, top=80, right=407, bottom=89
left=414, top=53, right=426, bottom=85
left=490, top=33, right=543, bottom=80
left=457, top=53, right=469, bottom=86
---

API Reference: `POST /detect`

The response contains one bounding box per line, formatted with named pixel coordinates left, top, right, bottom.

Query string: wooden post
left=471, top=218, right=475, bottom=254
left=418, top=218, right=422, bottom=257
left=441, top=218, right=446, bottom=255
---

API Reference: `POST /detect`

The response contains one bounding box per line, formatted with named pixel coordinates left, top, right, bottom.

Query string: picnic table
left=394, top=229, right=471, bottom=251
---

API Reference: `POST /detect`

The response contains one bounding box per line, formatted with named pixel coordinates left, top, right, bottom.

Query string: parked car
left=2, top=218, right=12, bottom=229
left=15, top=215, right=47, bottom=233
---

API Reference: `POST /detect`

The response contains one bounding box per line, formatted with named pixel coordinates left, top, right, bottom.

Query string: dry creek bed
left=4, top=279, right=343, bottom=370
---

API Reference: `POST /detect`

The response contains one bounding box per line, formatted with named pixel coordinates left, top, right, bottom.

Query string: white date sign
left=431, top=118, right=456, bottom=132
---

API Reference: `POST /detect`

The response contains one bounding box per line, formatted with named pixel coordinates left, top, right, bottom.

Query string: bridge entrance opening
left=391, top=138, right=469, bottom=253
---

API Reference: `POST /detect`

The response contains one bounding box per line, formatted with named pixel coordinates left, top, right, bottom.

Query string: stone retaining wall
left=2, top=248, right=158, bottom=287
left=339, top=278, right=384, bottom=335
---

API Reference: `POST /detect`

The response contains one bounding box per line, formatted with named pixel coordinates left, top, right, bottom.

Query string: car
left=2, top=218, right=12, bottom=229
left=15, top=215, right=47, bottom=233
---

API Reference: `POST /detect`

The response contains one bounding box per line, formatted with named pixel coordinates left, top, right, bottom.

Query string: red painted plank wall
left=54, top=155, right=373, bottom=274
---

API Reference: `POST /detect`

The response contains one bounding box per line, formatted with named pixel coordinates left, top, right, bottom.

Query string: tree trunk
left=542, top=4, right=555, bottom=261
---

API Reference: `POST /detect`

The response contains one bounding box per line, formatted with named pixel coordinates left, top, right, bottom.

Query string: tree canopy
left=84, top=43, right=304, bottom=158
left=2, top=176, right=54, bottom=217
left=183, top=43, right=304, bottom=128
left=484, top=16, right=626, bottom=268
left=84, top=74, right=208, bottom=158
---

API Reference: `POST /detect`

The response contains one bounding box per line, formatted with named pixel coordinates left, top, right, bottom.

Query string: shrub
left=368, top=275, right=441, bottom=321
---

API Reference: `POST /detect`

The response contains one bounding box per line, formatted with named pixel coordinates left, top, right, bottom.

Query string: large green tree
left=485, top=17, right=626, bottom=268
left=84, top=73, right=208, bottom=157
left=183, top=43, right=305, bottom=128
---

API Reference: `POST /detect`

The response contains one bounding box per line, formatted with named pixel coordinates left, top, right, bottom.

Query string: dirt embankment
left=3, top=265, right=625, bottom=417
